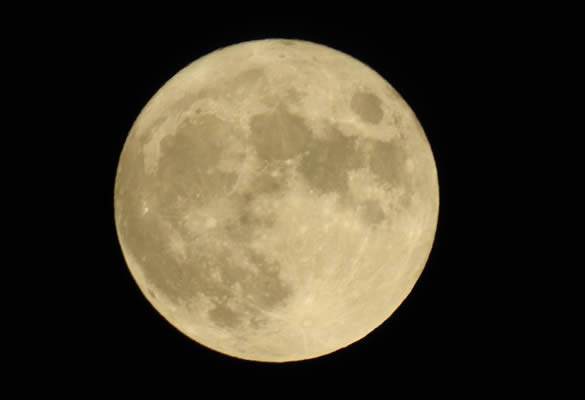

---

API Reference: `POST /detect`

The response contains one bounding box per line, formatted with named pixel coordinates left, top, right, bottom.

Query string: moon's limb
left=114, top=39, right=439, bottom=362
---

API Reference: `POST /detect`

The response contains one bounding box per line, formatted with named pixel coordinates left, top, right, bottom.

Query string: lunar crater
left=350, top=90, right=384, bottom=124
left=357, top=199, right=387, bottom=225
left=368, top=139, right=412, bottom=188
left=298, top=124, right=363, bottom=194
left=249, top=105, right=313, bottom=161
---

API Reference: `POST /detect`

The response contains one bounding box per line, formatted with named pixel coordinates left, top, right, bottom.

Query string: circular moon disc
left=114, top=39, right=439, bottom=362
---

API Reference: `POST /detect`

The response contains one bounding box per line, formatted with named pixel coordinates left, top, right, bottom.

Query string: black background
left=74, top=7, right=497, bottom=396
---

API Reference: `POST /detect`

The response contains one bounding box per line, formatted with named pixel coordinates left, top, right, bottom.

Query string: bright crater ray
left=114, top=39, right=439, bottom=362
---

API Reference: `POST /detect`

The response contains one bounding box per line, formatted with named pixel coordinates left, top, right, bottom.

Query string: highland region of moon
left=114, top=39, right=439, bottom=362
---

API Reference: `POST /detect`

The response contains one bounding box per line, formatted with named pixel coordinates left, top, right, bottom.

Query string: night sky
left=72, top=8, right=496, bottom=395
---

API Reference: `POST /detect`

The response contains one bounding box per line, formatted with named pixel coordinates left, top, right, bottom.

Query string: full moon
left=114, top=39, right=439, bottom=362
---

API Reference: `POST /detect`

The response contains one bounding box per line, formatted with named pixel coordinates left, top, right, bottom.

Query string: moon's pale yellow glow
left=114, top=39, right=439, bottom=362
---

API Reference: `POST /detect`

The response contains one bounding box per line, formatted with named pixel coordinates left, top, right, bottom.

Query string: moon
left=114, top=39, right=439, bottom=362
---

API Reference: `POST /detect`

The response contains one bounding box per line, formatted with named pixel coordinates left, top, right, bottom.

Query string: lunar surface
left=114, top=39, right=439, bottom=362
